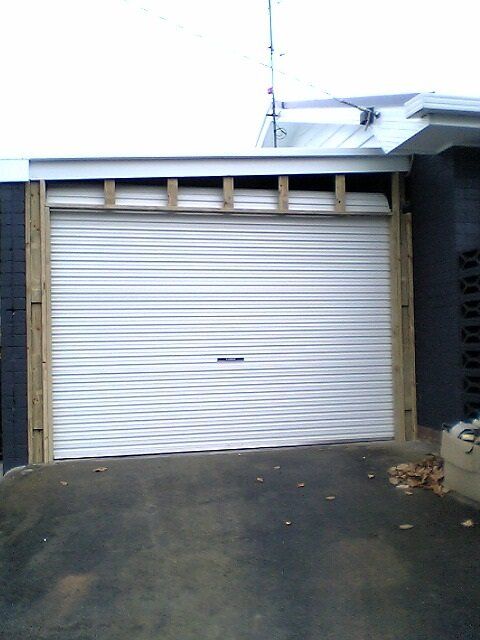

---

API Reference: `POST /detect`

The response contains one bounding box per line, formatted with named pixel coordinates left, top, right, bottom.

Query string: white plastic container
left=441, top=424, right=480, bottom=503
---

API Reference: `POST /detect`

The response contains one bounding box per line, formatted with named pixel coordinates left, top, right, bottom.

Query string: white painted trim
left=0, top=159, right=29, bottom=182
left=28, top=148, right=398, bottom=160
left=405, top=94, right=480, bottom=119
left=29, top=153, right=409, bottom=181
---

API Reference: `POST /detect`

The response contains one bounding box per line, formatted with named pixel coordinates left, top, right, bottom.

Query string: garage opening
left=48, top=184, right=394, bottom=459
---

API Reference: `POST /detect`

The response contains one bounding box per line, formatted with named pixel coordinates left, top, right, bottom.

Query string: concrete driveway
left=0, top=441, right=479, bottom=640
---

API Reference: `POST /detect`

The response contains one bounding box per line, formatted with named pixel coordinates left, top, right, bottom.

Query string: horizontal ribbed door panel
left=50, top=209, right=394, bottom=458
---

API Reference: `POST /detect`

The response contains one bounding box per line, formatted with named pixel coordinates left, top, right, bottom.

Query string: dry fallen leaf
left=59, top=480, right=68, bottom=486
left=461, top=519, right=475, bottom=528
left=388, top=455, right=446, bottom=496
left=367, top=473, right=375, bottom=479
left=325, top=495, right=336, bottom=501
left=284, top=520, right=292, bottom=526
left=256, top=477, right=264, bottom=483
left=94, top=467, right=108, bottom=473
left=297, top=482, right=305, bottom=488
left=399, top=524, right=414, bottom=530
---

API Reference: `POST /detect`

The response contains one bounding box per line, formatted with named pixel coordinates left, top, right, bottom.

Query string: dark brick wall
left=1, top=183, right=28, bottom=472
left=410, top=148, right=480, bottom=430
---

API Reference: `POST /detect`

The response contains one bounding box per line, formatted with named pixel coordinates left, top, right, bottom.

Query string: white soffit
left=374, top=99, right=480, bottom=154
left=262, top=122, right=377, bottom=150
left=371, top=108, right=429, bottom=154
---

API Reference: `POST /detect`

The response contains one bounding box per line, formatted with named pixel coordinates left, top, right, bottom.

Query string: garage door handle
left=217, top=357, right=245, bottom=362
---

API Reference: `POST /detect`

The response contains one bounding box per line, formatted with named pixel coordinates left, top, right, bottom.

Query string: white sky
left=1, top=0, right=479, bottom=158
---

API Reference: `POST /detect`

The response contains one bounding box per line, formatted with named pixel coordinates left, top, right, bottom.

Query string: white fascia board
left=0, top=159, right=29, bottom=182
left=405, top=94, right=480, bottom=119
left=28, top=152, right=410, bottom=181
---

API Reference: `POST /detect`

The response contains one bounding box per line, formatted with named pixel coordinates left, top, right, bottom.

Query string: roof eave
left=26, top=151, right=410, bottom=181
left=405, top=94, right=480, bottom=119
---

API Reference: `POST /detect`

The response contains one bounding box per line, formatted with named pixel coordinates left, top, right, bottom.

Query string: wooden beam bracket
left=278, top=176, right=289, bottom=212
left=167, top=178, right=178, bottom=208
left=335, top=174, right=346, bottom=213
left=223, top=176, right=234, bottom=210
left=104, top=179, right=116, bottom=206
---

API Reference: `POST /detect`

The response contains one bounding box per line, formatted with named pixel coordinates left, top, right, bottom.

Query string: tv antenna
left=267, top=0, right=279, bottom=147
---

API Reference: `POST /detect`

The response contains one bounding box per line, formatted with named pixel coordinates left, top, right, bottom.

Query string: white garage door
left=50, top=192, right=394, bottom=458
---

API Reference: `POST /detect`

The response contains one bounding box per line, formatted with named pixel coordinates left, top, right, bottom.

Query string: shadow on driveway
left=0, top=441, right=479, bottom=640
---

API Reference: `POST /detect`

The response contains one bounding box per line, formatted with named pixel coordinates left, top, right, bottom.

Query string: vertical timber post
left=400, top=211, right=418, bottom=439
left=390, top=173, right=407, bottom=441
left=26, top=180, right=52, bottom=463
left=41, top=182, right=53, bottom=461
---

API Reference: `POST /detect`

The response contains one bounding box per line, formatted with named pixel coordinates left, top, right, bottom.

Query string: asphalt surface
left=0, top=441, right=479, bottom=640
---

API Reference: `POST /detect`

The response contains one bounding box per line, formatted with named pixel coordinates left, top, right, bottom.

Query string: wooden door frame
left=25, top=174, right=416, bottom=463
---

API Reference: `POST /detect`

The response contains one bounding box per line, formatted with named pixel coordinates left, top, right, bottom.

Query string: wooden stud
left=390, top=172, right=406, bottom=442
left=26, top=182, right=45, bottom=463
left=223, top=177, right=234, bottom=210
left=25, top=180, right=53, bottom=464
left=278, top=176, right=289, bottom=212
left=29, top=183, right=42, bottom=304
left=400, top=212, right=417, bottom=440
left=104, top=179, right=115, bottom=206
left=167, top=178, right=178, bottom=208
left=40, top=181, right=53, bottom=462
left=335, top=174, right=346, bottom=213
left=25, top=183, right=34, bottom=462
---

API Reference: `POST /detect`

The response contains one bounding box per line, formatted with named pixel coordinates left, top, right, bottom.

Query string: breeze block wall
left=410, top=147, right=480, bottom=431
left=1, top=182, right=28, bottom=472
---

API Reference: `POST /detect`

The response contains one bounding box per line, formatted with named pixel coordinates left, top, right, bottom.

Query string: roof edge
left=405, top=94, right=480, bottom=119
left=0, top=159, right=29, bottom=182
left=27, top=152, right=410, bottom=181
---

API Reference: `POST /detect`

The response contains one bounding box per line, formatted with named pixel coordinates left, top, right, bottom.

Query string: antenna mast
left=267, top=0, right=278, bottom=147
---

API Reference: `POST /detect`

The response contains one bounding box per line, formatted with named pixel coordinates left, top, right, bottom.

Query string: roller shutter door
left=50, top=198, right=394, bottom=458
